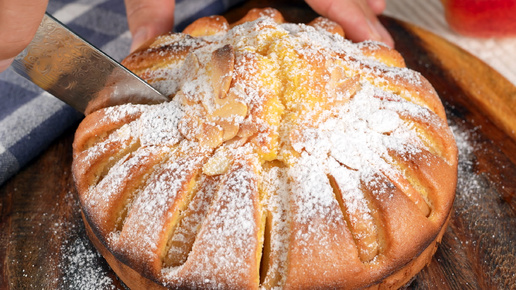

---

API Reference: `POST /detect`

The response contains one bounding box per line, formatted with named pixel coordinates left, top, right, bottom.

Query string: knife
left=12, top=13, right=168, bottom=115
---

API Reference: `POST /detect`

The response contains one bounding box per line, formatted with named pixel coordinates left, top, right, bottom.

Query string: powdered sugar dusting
left=448, top=124, right=516, bottom=286
left=115, top=141, right=208, bottom=265
left=162, top=152, right=261, bottom=288
left=74, top=12, right=457, bottom=288
left=260, top=166, right=290, bottom=288
left=289, top=153, right=338, bottom=225
left=451, top=124, right=483, bottom=206
left=60, top=235, right=115, bottom=290
left=98, top=103, right=145, bottom=124
left=288, top=81, right=426, bottom=185
left=138, top=100, right=184, bottom=146
left=164, top=174, right=221, bottom=267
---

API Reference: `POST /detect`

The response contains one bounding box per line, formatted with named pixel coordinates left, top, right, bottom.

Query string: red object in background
left=442, top=0, right=516, bottom=37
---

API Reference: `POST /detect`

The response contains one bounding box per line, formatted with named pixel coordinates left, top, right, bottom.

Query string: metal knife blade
left=12, top=13, right=168, bottom=114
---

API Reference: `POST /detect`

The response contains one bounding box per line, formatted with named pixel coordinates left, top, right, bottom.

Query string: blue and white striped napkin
left=0, top=0, right=245, bottom=185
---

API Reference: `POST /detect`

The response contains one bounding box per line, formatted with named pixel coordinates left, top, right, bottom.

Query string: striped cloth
left=0, top=0, right=244, bottom=185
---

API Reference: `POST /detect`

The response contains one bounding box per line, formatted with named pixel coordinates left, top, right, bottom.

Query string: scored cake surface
left=72, top=8, right=458, bottom=289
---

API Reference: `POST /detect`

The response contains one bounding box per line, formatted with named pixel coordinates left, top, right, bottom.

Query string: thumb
left=124, top=0, right=176, bottom=52
left=305, top=0, right=393, bottom=47
left=0, top=0, right=48, bottom=72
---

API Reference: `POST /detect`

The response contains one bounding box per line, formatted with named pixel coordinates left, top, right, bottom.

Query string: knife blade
left=12, top=13, right=168, bottom=115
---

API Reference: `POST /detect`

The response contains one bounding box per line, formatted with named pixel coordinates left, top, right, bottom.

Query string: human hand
left=305, top=0, right=394, bottom=47
left=124, top=0, right=393, bottom=53
left=124, top=0, right=176, bottom=52
left=0, top=0, right=48, bottom=73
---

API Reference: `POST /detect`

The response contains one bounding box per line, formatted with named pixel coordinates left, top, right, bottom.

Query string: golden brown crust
left=72, top=8, right=458, bottom=289
left=230, top=7, right=285, bottom=27
left=73, top=104, right=144, bottom=156
left=183, top=15, right=229, bottom=37
left=308, top=16, right=345, bottom=37
left=83, top=211, right=168, bottom=290
left=83, top=208, right=451, bottom=290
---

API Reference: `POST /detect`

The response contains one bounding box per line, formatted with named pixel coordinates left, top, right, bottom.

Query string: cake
left=72, top=8, right=458, bottom=289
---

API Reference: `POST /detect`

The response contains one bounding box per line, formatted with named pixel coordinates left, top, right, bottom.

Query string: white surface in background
left=384, top=0, right=516, bottom=86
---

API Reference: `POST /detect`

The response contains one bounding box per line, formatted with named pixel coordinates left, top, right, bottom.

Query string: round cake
left=72, top=8, right=458, bottom=289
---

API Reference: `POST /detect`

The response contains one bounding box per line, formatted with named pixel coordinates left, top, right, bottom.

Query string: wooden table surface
left=1, top=1, right=515, bottom=289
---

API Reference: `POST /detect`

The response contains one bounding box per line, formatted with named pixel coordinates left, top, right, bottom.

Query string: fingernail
left=366, top=19, right=383, bottom=41
left=0, top=58, right=14, bottom=73
left=130, top=27, right=149, bottom=53
left=374, top=20, right=395, bottom=48
left=366, top=19, right=394, bottom=48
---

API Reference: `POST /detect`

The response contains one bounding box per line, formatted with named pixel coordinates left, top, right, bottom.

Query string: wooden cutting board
left=1, top=2, right=515, bottom=289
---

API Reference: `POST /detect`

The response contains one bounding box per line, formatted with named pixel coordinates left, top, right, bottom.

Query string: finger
left=305, top=0, right=394, bottom=47
left=366, top=0, right=386, bottom=15
left=365, top=0, right=392, bottom=47
left=124, top=0, right=175, bottom=52
left=370, top=17, right=394, bottom=48
left=0, top=0, right=48, bottom=72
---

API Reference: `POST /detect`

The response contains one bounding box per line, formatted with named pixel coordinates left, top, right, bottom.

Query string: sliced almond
left=224, top=136, right=248, bottom=147
left=237, top=122, right=258, bottom=138
left=218, top=120, right=240, bottom=141
left=197, top=122, right=223, bottom=148
left=214, top=87, right=243, bottom=108
left=210, top=99, right=247, bottom=142
left=179, top=114, right=201, bottom=141
left=329, top=66, right=360, bottom=104
left=211, top=100, right=247, bottom=120
left=337, top=75, right=360, bottom=100
left=202, top=147, right=231, bottom=176
left=209, top=44, right=234, bottom=101
left=181, top=52, right=200, bottom=82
